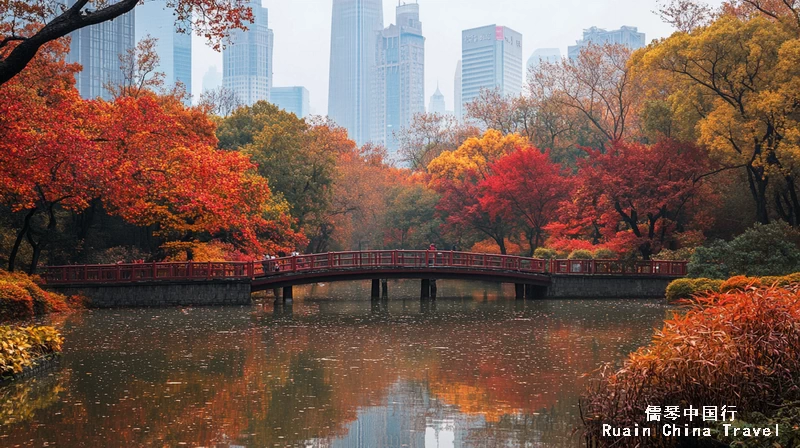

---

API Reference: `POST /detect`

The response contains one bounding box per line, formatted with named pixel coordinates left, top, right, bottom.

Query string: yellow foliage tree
left=639, top=15, right=800, bottom=225
left=428, top=129, right=527, bottom=182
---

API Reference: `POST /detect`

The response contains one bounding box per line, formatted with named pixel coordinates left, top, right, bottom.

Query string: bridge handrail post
left=291, top=256, right=297, bottom=272
left=152, top=261, right=157, bottom=280
left=207, top=261, right=211, bottom=280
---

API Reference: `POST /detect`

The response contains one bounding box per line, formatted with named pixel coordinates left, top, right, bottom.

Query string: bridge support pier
left=515, top=284, right=525, bottom=300
left=421, top=279, right=430, bottom=299
left=381, top=279, right=388, bottom=298
left=371, top=279, right=381, bottom=299
left=282, top=286, right=293, bottom=302
left=430, top=279, right=437, bottom=299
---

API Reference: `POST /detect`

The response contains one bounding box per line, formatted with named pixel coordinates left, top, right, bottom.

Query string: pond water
left=0, top=280, right=669, bottom=447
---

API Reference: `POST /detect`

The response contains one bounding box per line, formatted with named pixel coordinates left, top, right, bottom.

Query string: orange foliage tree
left=0, top=41, right=304, bottom=270
left=0, top=38, right=95, bottom=272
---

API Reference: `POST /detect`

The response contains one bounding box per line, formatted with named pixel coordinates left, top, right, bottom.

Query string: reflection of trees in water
left=0, top=298, right=665, bottom=447
left=0, top=372, right=66, bottom=426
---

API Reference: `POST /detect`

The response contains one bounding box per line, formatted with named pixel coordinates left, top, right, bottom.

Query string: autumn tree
left=1, top=41, right=304, bottom=270
left=550, top=140, right=714, bottom=259
left=326, top=144, right=402, bottom=251
left=89, top=94, right=305, bottom=259
left=384, top=181, right=442, bottom=249
left=0, top=0, right=252, bottom=86
left=531, top=43, right=640, bottom=146
left=427, top=130, right=527, bottom=254
left=106, top=36, right=166, bottom=99
left=396, top=113, right=479, bottom=170
left=199, top=86, right=242, bottom=117
left=0, top=38, right=93, bottom=272
left=216, top=103, right=357, bottom=251
left=640, top=14, right=800, bottom=225
left=480, top=148, right=571, bottom=256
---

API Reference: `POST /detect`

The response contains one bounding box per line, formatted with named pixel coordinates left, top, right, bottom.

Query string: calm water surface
left=0, top=280, right=669, bottom=447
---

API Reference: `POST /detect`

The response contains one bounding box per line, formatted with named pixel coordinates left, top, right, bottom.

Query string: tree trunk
left=8, top=209, right=36, bottom=272
left=25, top=226, right=41, bottom=275
left=746, top=165, right=770, bottom=224
left=495, top=237, right=507, bottom=255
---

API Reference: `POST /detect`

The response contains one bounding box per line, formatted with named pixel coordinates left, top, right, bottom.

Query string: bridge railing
left=42, top=251, right=687, bottom=285
left=254, top=251, right=548, bottom=274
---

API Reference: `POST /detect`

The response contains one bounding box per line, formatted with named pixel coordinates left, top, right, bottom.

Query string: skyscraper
left=271, top=86, right=310, bottom=118
left=567, top=26, right=645, bottom=59
left=135, top=0, right=191, bottom=95
left=454, top=60, right=462, bottom=120
left=461, top=25, right=522, bottom=112
left=222, top=0, right=274, bottom=106
left=64, top=0, right=134, bottom=100
left=428, top=85, right=445, bottom=115
left=328, top=0, right=384, bottom=146
left=201, top=66, right=222, bottom=93
left=373, top=2, right=425, bottom=155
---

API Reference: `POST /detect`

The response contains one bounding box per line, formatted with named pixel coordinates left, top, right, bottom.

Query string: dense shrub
left=0, top=326, right=62, bottom=376
left=719, top=273, right=800, bottom=292
left=688, top=222, right=800, bottom=278
left=533, top=247, right=558, bottom=259
left=0, top=283, right=34, bottom=320
left=568, top=249, right=594, bottom=260
left=592, top=248, right=618, bottom=260
left=583, top=285, right=800, bottom=447
left=719, top=275, right=760, bottom=293
left=0, top=270, right=75, bottom=321
left=665, top=278, right=722, bottom=303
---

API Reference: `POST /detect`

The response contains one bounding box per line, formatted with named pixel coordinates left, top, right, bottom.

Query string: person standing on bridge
left=428, top=243, right=437, bottom=266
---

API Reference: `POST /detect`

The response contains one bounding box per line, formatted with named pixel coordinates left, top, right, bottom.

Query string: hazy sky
left=190, top=0, right=722, bottom=114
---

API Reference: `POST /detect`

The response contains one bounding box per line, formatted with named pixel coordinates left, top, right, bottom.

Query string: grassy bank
left=582, top=282, right=800, bottom=447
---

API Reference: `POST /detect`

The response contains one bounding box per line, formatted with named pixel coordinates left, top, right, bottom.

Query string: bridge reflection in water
left=43, top=250, right=688, bottom=302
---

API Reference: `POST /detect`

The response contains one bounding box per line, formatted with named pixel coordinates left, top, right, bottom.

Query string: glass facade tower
left=328, top=0, right=384, bottom=146
left=64, top=0, right=135, bottom=100
left=271, top=86, right=310, bottom=118
left=461, top=25, right=522, bottom=113
left=373, top=2, right=425, bottom=156
left=135, top=0, right=192, bottom=96
left=223, top=0, right=274, bottom=106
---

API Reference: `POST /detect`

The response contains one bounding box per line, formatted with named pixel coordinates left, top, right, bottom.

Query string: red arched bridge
left=43, top=250, right=688, bottom=301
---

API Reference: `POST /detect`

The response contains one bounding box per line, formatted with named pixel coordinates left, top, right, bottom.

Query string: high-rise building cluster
left=60, top=0, right=647, bottom=163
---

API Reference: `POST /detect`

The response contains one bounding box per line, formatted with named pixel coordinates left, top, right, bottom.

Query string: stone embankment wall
left=545, top=275, right=674, bottom=299
left=47, top=281, right=252, bottom=308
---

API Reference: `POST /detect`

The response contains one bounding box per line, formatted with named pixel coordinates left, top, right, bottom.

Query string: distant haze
left=191, top=0, right=724, bottom=115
